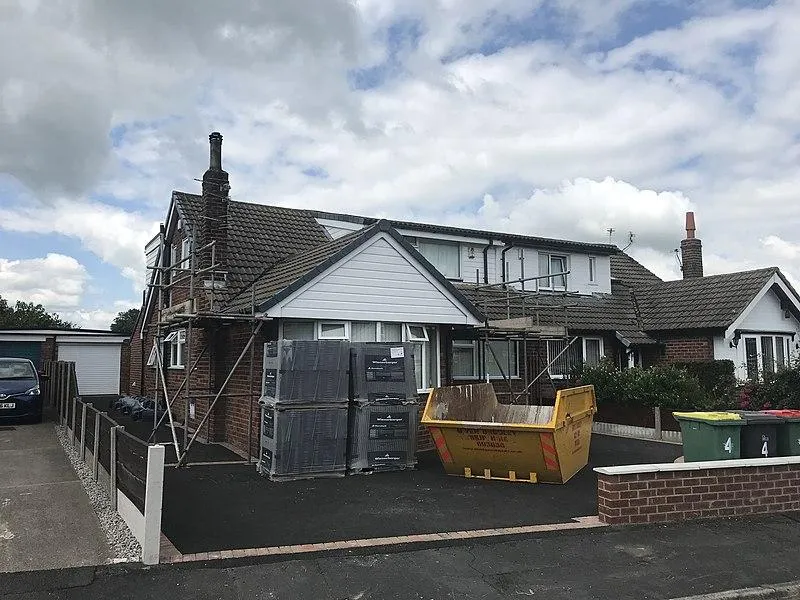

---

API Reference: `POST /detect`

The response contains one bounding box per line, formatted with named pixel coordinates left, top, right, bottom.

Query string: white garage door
left=57, top=343, right=121, bottom=395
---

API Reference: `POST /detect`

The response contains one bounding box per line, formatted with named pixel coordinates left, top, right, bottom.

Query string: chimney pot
left=685, top=211, right=696, bottom=239
left=209, top=132, right=223, bottom=171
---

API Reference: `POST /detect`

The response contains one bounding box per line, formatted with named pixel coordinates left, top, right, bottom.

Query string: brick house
left=129, top=132, right=800, bottom=460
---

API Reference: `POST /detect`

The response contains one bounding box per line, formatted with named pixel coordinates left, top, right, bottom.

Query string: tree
left=110, top=308, right=140, bottom=335
left=0, top=295, right=75, bottom=329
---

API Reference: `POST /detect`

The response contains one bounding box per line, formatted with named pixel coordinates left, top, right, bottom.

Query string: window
left=318, top=322, right=348, bottom=340
left=405, top=325, right=437, bottom=391
left=165, top=330, right=185, bottom=368
left=170, top=244, right=180, bottom=268
left=181, top=238, right=191, bottom=268
left=745, top=338, right=759, bottom=381
left=539, top=254, right=568, bottom=290
left=547, top=337, right=603, bottom=378
left=588, top=256, right=597, bottom=283
left=451, top=339, right=518, bottom=379
left=584, top=338, right=602, bottom=367
left=485, top=340, right=518, bottom=378
left=282, top=321, right=315, bottom=340
left=742, top=335, right=792, bottom=380
left=416, top=239, right=461, bottom=280
left=380, top=323, right=403, bottom=342
left=351, top=321, right=377, bottom=342
left=452, top=340, right=479, bottom=378
left=147, top=345, right=158, bottom=368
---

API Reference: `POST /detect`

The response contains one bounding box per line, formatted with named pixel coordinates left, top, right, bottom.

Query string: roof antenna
left=606, top=227, right=615, bottom=242
left=622, top=231, right=636, bottom=252
left=674, top=248, right=682, bottom=269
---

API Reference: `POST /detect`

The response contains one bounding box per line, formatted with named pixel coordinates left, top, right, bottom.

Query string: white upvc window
left=588, top=256, right=597, bottom=283
left=452, top=340, right=479, bottom=378
left=147, top=345, right=158, bottom=369
left=318, top=321, right=348, bottom=340
left=410, top=238, right=461, bottom=280
left=403, top=324, right=438, bottom=392
left=547, top=336, right=604, bottom=378
left=485, top=339, right=519, bottom=378
left=181, top=238, right=191, bottom=268
left=165, top=330, right=186, bottom=368
left=282, top=320, right=315, bottom=340
left=742, top=334, right=792, bottom=381
left=538, top=253, right=568, bottom=290
left=170, top=244, right=180, bottom=268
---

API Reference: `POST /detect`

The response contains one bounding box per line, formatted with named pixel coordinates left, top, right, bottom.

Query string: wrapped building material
left=257, top=398, right=348, bottom=481
left=348, top=400, right=419, bottom=474
left=262, top=340, right=350, bottom=403
left=351, top=342, right=417, bottom=402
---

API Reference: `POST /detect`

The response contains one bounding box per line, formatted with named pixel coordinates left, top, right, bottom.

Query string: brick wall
left=597, top=462, right=800, bottom=525
left=119, top=339, right=131, bottom=395
left=656, top=331, right=715, bottom=363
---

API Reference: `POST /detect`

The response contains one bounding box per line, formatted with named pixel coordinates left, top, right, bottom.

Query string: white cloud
left=0, top=254, right=87, bottom=311
left=0, top=200, right=159, bottom=286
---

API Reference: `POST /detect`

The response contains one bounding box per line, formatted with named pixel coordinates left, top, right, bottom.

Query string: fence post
left=93, top=412, right=102, bottom=481
left=80, top=402, right=87, bottom=460
left=142, top=444, right=166, bottom=565
left=71, top=397, right=77, bottom=446
left=110, top=426, right=120, bottom=510
left=654, top=407, right=663, bottom=441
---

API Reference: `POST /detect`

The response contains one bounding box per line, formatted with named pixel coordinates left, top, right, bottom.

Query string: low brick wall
left=596, top=458, right=800, bottom=525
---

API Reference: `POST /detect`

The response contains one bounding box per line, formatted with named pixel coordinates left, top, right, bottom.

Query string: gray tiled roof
left=610, top=252, right=662, bottom=287
left=173, top=192, right=330, bottom=309
left=635, top=268, right=778, bottom=330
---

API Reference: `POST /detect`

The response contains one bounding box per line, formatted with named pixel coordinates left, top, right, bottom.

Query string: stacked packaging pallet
left=257, top=340, right=350, bottom=481
left=348, top=342, right=419, bottom=474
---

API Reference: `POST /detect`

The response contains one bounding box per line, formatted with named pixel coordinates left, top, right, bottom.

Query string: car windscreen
left=0, top=360, right=36, bottom=379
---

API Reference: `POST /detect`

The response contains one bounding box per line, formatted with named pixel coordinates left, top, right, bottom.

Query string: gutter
left=500, top=244, right=515, bottom=285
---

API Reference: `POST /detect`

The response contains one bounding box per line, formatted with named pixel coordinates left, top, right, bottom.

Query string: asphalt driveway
left=0, top=423, right=109, bottom=572
left=162, top=434, right=681, bottom=554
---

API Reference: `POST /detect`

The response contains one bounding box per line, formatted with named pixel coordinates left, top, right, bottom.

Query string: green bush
left=738, top=358, right=800, bottom=410
left=578, top=361, right=710, bottom=411
left=672, top=360, right=736, bottom=405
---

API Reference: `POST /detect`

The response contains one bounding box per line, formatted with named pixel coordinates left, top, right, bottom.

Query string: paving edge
left=162, top=516, right=606, bottom=564
left=671, top=581, right=800, bottom=600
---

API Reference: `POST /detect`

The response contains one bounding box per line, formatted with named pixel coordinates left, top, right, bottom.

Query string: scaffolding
left=465, top=271, right=581, bottom=405
left=144, top=222, right=264, bottom=468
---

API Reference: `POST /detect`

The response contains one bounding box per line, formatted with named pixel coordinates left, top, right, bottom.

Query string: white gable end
left=265, top=233, right=481, bottom=325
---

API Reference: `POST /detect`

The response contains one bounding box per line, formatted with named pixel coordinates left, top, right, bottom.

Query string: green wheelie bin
left=764, top=410, right=800, bottom=456
left=673, top=412, right=744, bottom=462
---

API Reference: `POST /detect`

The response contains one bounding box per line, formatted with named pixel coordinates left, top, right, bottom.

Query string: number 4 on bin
left=724, top=437, right=732, bottom=454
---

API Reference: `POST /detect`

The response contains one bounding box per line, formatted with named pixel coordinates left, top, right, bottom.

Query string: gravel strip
left=55, top=425, right=142, bottom=563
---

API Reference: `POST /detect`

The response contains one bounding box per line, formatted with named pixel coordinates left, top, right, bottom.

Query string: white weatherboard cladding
left=738, top=287, right=800, bottom=333
left=270, top=233, right=480, bottom=325
left=57, top=342, right=121, bottom=395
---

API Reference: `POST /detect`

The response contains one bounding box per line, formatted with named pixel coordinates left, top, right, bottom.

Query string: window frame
left=741, top=334, right=792, bottom=381
left=167, top=330, right=186, bottom=368
left=415, top=238, right=461, bottom=280
left=317, top=321, right=349, bottom=340
left=588, top=256, right=597, bottom=284
left=147, top=345, right=158, bottom=368
left=451, top=339, right=520, bottom=380
left=546, top=336, right=603, bottom=379
left=538, top=253, right=568, bottom=291
left=181, top=238, right=191, bottom=269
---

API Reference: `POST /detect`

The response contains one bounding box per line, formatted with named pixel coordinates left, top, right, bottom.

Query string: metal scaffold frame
left=144, top=222, right=264, bottom=468
left=467, top=271, right=580, bottom=405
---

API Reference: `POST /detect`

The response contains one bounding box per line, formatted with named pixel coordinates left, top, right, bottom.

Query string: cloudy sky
left=1, top=0, right=799, bottom=329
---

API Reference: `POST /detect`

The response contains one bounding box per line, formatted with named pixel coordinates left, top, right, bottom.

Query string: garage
left=0, top=339, right=43, bottom=365
left=57, top=340, right=123, bottom=396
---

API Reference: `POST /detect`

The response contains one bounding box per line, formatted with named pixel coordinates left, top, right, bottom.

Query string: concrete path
left=3, top=514, right=800, bottom=599
left=0, top=423, right=109, bottom=573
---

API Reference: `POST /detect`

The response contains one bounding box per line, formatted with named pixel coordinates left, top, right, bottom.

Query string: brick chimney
left=680, top=211, right=703, bottom=279
left=200, top=132, right=229, bottom=279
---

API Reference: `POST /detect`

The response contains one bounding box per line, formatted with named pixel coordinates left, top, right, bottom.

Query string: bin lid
left=763, top=409, right=800, bottom=421
left=732, top=410, right=784, bottom=423
left=672, top=411, right=742, bottom=424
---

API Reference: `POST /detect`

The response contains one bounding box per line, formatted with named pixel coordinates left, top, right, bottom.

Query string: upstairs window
left=588, top=256, right=597, bottom=283
left=539, top=254, right=568, bottom=290
left=164, top=330, right=186, bottom=368
left=414, top=239, right=461, bottom=280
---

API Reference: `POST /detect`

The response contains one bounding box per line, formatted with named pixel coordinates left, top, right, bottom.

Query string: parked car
left=0, top=358, right=46, bottom=423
